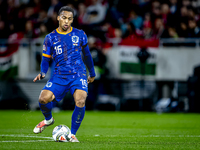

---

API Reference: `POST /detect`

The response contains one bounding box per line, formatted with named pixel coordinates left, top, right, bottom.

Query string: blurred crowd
left=0, top=0, right=200, bottom=47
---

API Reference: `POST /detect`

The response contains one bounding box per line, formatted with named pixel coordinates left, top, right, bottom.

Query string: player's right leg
left=33, top=90, right=55, bottom=134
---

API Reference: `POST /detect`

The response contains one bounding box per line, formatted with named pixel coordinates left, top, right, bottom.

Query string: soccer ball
left=52, top=125, right=71, bottom=142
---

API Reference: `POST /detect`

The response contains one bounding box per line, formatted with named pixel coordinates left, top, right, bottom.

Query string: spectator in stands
left=143, top=21, right=153, bottom=39
left=169, top=0, right=178, bottom=15
left=128, top=10, right=143, bottom=30
left=152, top=18, right=165, bottom=39
left=137, top=0, right=151, bottom=16
left=179, top=6, right=188, bottom=23
left=161, top=3, right=170, bottom=26
left=160, top=3, right=176, bottom=27
left=101, top=22, right=122, bottom=45
left=142, top=12, right=153, bottom=39
left=182, top=0, right=191, bottom=7
left=102, top=22, right=120, bottom=38
left=151, top=0, right=161, bottom=24
left=24, top=6, right=37, bottom=21
left=121, top=9, right=143, bottom=38
left=28, top=0, right=42, bottom=15
left=191, top=0, right=200, bottom=9
left=47, top=0, right=62, bottom=17
left=0, top=20, right=9, bottom=39
left=82, top=0, right=107, bottom=25
left=187, top=19, right=200, bottom=38
left=77, top=3, right=87, bottom=26
left=36, top=10, right=48, bottom=25
left=46, top=11, right=58, bottom=32
left=143, top=12, right=152, bottom=29
left=6, top=0, right=19, bottom=22
left=122, top=22, right=140, bottom=39
left=151, top=0, right=160, bottom=9
left=24, top=20, right=38, bottom=39
left=66, top=3, right=77, bottom=17
left=187, top=7, right=198, bottom=21
left=168, top=27, right=179, bottom=38
left=38, top=23, right=48, bottom=38
left=177, top=21, right=188, bottom=38
left=0, top=0, right=199, bottom=44
left=8, top=21, right=24, bottom=36
left=106, top=0, right=125, bottom=27
left=114, top=28, right=122, bottom=40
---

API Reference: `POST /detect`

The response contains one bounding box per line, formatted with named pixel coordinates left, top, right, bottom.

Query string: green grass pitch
left=0, top=110, right=200, bottom=150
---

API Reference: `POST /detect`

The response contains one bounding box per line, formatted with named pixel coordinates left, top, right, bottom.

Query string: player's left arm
left=82, top=44, right=96, bottom=83
left=81, top=31, right=96, bottom=83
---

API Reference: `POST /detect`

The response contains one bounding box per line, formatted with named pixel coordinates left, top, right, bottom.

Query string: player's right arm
left=33, top=35, right=52, bottom=82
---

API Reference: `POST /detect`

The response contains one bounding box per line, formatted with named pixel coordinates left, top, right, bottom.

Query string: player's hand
left=33, top=73, right=45, bottom=82
left=87, top=76, right=95, bottom=83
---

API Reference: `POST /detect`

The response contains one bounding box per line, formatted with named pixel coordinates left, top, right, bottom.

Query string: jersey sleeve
left=81, top=31, right=96, bottom=77
left=40, top=35, right=52, bottom=74
left=81, top=30, right=88, bottom=47
left=42, top=35, right=52, bottom=58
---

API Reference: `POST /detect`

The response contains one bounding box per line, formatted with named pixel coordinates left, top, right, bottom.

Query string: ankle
left=45, top=117, right=53, bottom=125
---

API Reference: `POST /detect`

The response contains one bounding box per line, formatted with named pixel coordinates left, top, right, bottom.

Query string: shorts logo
left=72, top=35, right=79, bottom=46
left=46, top=82, right=52, bottom=88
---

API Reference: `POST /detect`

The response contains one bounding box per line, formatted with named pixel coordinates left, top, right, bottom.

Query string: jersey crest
left=72, top=35, right=79, bottom=46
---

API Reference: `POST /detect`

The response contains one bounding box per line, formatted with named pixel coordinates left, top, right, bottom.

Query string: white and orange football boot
left=69, top=134, right=79, bottom=142
left=33, top=118, right=54, bottom=134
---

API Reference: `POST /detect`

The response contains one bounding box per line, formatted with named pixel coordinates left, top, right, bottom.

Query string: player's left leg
left=70, top=89, right=87, bottom=142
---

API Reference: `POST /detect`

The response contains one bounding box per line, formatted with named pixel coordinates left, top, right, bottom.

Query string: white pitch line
left=0, top=134, right=53, bottom=139
left=95, top=135, right=200, bottom=138
left=0, top=134, right=54, bottom=143
left=0, top=140, right=53, bottom=143
left=1, top=134, right=200, bottom=143
left=1, top=134, right=200, bottom=139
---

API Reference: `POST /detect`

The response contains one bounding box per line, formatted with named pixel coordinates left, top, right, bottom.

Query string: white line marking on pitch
left=0, top=134, right=53, bottom=139
left=94, top=135, right=200, bottom=137
left=0, top=140, right=53, bottom=143
left=0, top=134, right=54, bottom=143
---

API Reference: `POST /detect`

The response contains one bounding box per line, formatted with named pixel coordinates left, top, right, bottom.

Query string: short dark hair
left=58, top=6, right=75, bottom=17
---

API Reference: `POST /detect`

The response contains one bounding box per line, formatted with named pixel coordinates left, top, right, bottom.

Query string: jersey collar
left=56, top=27, right=73, bottom=35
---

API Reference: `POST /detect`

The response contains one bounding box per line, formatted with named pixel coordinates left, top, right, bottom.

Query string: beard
left=62, top=26, right=68, bottom=31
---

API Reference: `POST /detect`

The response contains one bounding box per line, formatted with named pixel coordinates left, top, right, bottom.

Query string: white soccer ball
left=52, top=125, right=71, bottom=142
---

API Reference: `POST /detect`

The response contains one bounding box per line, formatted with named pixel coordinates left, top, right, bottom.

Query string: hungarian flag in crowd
left=0, top=32, right=23, bottom=80
left=119, top=37, right=159, bottom=76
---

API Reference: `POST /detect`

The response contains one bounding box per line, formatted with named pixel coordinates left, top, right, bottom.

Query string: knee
left=74, top=90, right=87, bottom=107
left=76, top=97, right=86, bottom=107
left=39, top=96, right=50, bottom=104
left=76, top=100, right=85, bottom=107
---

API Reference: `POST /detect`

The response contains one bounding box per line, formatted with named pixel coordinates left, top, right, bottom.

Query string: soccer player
left=32, top=6, right=96, bottom=142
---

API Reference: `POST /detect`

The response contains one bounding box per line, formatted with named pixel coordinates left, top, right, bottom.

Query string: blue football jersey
left=42, top=27, right=89, bottom=77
